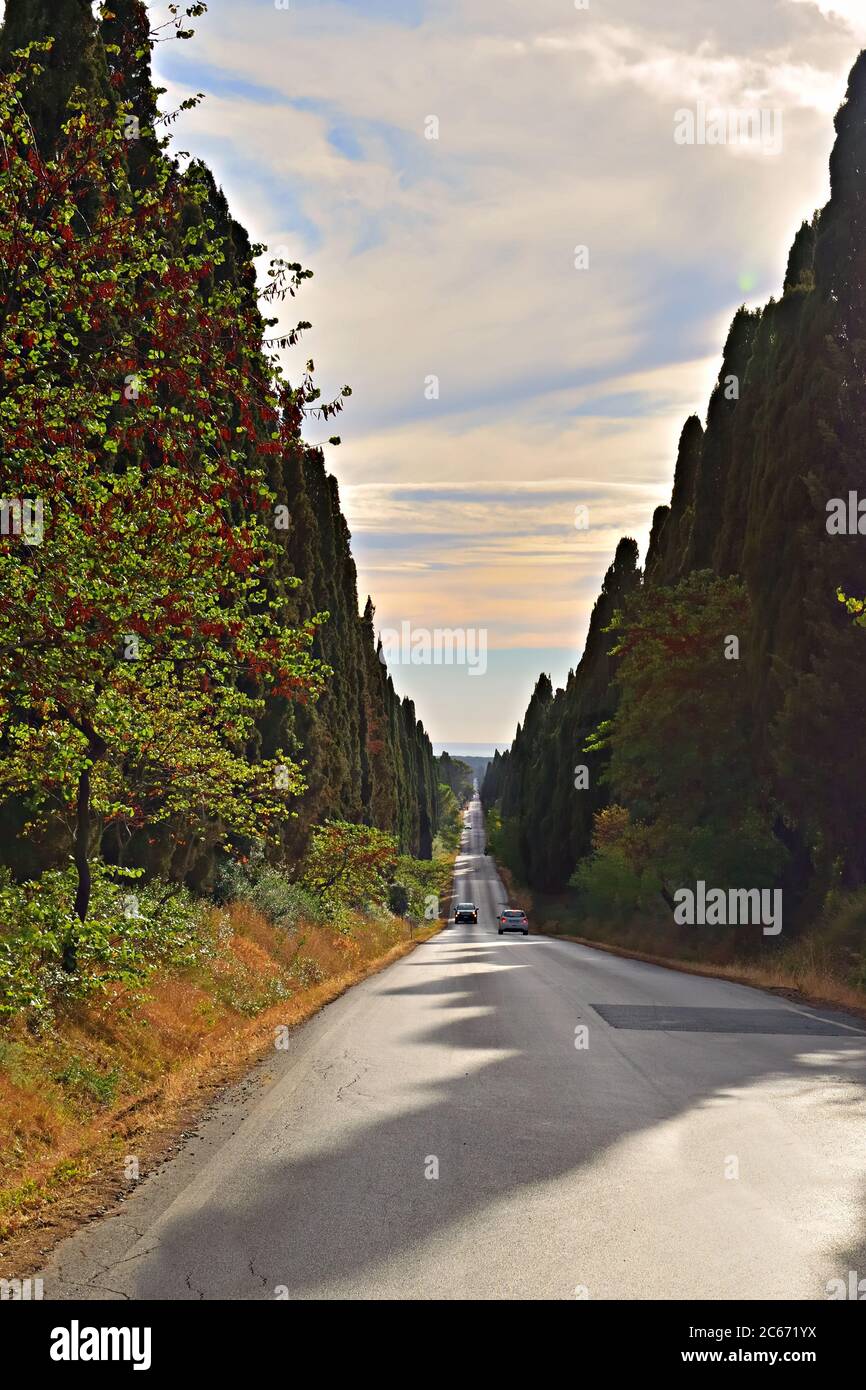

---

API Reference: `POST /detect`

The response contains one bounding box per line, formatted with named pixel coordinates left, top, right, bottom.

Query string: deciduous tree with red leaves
left=0, top=40, right=327, bottom=966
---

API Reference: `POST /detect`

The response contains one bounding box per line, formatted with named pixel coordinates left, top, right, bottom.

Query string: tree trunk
left=63, top=730, right=106, bottom=973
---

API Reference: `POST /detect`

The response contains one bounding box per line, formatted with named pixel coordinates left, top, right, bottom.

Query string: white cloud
left=788, top=0, right=866, bottom=42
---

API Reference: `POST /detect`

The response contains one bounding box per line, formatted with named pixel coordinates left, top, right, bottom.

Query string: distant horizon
left=432, top=742, right=509, bottom=759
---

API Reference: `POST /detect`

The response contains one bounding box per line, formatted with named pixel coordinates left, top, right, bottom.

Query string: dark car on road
left=498, top=908, right=529, bottom=936
left=454, top=902, right=478, bottom=923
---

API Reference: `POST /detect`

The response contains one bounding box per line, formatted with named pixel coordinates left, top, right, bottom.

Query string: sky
left=91, top=2, right=866, bottom=741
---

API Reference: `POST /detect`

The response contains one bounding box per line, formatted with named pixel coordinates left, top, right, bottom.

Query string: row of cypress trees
left=0, top=0, right=439, bottom=879
left=485, top=50, right=866, bottom=913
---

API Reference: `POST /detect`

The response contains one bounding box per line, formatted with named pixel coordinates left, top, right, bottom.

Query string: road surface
left=40, top=795, right=866, bottom=1300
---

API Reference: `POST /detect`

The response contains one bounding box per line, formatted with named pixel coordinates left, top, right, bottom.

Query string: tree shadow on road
left=112, top=939, right=866, bottom=1301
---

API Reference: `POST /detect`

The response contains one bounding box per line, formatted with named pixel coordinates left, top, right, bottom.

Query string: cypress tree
left=0, top=0, right=111, bottom=152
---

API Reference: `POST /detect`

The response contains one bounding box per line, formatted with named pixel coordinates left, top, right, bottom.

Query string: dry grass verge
left=0, top=902, right=441, bottom=1276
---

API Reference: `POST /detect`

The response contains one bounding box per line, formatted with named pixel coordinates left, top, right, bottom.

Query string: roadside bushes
left=569, top=847, right=661, bottom=923
left=0, top=836, right=453, bottom=1028
left=394, top=854, right=452, bottom=922
left=216, top=854, right=324, bottom=931
left=434, top=784, right=463, bottom=853
left=485, top=808, right=524, bottom=879
left=387, top=883, right=410, bottom=917
left=220, top=838, right=450, bottom=933
left=0, top=865, right=203, bottom=1023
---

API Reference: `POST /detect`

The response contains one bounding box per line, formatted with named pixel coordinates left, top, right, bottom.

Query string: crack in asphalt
left=336, top=1072, right=362, bottom=1101
left=248, top=1258, right=269, bottom=1288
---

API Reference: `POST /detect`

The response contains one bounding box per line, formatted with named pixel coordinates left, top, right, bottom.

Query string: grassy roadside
left=0, top=899, right=443, bottom=1277
left=495, top=863, right=866, bottom=1022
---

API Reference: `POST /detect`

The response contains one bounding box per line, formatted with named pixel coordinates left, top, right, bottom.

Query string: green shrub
left=55, top=1057, right=121, bottom=1108
left=213, top=970, right=292, bottom=1018
left=569, top=850, right=661, bottom=922
left=485, top=809, right=524, bottom=879
left=394, top=854, right=451, bottom=919
left=216, top=853, right=323, bottom=929
left=388, top=882, right=410, bottom=917
left=435, top=784, right=463, bottom=852
left=0, top=864, right=205, bottom=1022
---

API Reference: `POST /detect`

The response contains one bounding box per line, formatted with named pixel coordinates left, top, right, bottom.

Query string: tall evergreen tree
left=0, top=0, right=112, bottom=151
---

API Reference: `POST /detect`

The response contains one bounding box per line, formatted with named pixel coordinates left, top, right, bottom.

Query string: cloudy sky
left=150, top=0, right=863, bottom=746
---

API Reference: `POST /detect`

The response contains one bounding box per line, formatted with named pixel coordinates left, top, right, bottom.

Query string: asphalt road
left=40, top=795, right=866, bottom=1300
